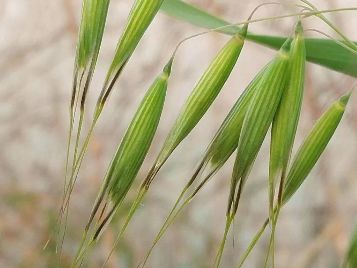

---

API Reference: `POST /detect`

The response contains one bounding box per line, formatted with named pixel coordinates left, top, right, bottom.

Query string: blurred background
left=0, top=0, right=357, bottom=267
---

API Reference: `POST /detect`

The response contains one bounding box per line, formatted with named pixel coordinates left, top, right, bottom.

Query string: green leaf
left=161, top=0, right=357, bottom=77
left=161, top=0, right=239, bottom=35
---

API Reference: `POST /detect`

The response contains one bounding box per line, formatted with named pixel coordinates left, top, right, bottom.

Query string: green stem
left=71, top=229, right=91, bottom=268
left=101, top=187, right=148, bottom=267
left=263, top=227, right=274, bottom=268
left=265, top=169, right=287, bottom=268
left=236, top=218, right=269, bottom=268
left=141, top=192, right=194, bottom=268
left=214, top=214, right=234, bottom=268
left=71, top=109, right=84, bottom=177
left=300, top=0, right=357, bottom=51
left=61, top=114, right=98, bottom=215
left=57, top=117, right=98, bottom=252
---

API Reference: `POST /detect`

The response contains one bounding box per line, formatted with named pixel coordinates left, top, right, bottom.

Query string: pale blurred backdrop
left=1, top=0, right=357, bottom=267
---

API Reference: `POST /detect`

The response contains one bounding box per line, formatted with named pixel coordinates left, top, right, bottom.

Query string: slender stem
left=72, top=237, right=96, bottom=268
left=54, top=68, right=83, bottom=252
left=72, top=200, right=120, bottom=267
left=214, top=214, right=234, bottom=268
left=236, top=218, right=269, bottom=268
left=300, top=0, right=357, bottom=51
left=61, top=115, right=98, bottom=214
left=266, top=168, right=287, bottom=267
left=139, top=161, right=218, bottom=267
left=101, top=187, right=147, bottom=268
left=57, top=117, right=97, bottom=245
left=63, top=114, right=74, bottom=206
left=71, top=229, right=91, bottom=268
left=51, top=114, right=73, bottom=253
left=58, top=109, right=85, bottom=251
left=72, top=109, right=85, bottom=177
left=263, top=228, right=274, bottom=268
left=171, top=7, right=357, bottom=46
left=141, top=194, right=194, bottom=268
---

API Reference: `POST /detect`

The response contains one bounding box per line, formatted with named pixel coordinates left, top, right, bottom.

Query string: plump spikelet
left=234, top=92, right=351, bottom=268
left=183, top=57, right=272, bottom=206
left=143, top=27, right=248, bottom=187
left=71, top=59, right=173, bottom=267
left=158, top=31, right=247, bottom=164
left=97, top=0, right=165, bottom=110
left=214, top=40, right=292, bottom=268
left=207, top=66, right=265, bottom=168
left=202, top=52, right=276, bottom=172
left=71, top=0, right=111, bottom=110
left=128, top=60, right=277, bottom=268
left=76, top=0, right=110, bottom=69
left=228, top=38, right=291, bottom=215
left=282, top=92, right=351, bottom=204
left=269, top=21, right=306, bottom=213
left=102, top=27, right=248, bottom=265
left=106, top=59, right=172, bottom=203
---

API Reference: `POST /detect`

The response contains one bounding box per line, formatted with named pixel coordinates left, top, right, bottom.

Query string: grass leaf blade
left=161, top=0, right=357, bottom=77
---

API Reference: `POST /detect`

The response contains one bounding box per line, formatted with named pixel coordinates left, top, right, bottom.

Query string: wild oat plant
left=51, top=0, right=357, bottom=267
